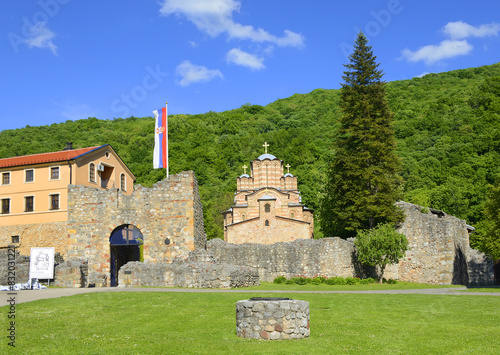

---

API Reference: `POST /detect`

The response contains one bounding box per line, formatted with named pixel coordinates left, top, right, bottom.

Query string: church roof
left=257, top=153, right=278, bottom=161
left=284, top=173, right=294, bottom=177
left=258, top=195, right=276, bottom=200
left=239, top=174, right=250, bottom=178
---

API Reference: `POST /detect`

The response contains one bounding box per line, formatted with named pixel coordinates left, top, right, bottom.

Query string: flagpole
left=166, top=101, right=169, bottom=180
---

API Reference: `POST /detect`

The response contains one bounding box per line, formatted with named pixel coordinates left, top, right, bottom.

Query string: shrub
left=345, top=277, right=361, bottom=285
left=325, top=277, right=347, bottom=285
left=294, top=276, right=308, bottom=285
left=311, top=277, right=322, bottom=285
left=285, top=278, right=295, bottom=285
left=273, top=276, right=287, bottom=284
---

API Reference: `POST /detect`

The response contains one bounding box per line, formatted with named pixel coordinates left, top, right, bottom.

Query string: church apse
left=222, top=142, right=314, bottom=244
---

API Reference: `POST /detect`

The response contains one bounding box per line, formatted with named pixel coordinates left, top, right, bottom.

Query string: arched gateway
left=110, top=224, right=143, bottom=287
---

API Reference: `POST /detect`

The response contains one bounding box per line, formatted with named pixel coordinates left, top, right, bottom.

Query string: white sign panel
left=29, top=247, right=55, bottom=280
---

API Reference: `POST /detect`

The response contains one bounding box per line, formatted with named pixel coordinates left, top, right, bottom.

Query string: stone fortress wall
left=0, top=171, right=207, bottom=287
left=1, top=182, right=495, bottom=287
left=208, top=202, right=495, bottom=285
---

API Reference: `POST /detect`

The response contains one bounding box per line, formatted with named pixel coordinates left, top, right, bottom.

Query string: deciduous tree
left=354, top=223, right=409, bottom=282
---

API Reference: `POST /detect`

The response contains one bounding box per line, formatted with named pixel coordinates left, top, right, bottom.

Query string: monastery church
left=222, top=142, right=314, bottom=244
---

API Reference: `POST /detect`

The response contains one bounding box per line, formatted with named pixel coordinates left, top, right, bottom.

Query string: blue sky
left=1, top=0, right=499, bottom=131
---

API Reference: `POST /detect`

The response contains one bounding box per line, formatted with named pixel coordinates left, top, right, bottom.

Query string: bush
left=325, top=277, right=347, bottom=285
left=285, top=278, right=295, bottom=285
left=311, top=277, right=322, bottom=285
left=294, top=277, right=308, bottom=285
left=345, top=277, right=360, bottom=285
left=273, top=276, right=287, bottom=284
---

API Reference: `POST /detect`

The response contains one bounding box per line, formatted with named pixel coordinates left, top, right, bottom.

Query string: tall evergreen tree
left=320, top=32, right=403, bottom=238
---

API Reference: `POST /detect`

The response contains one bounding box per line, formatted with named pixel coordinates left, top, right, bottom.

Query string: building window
left=25, top=196, right=34, bottom=212
left=290, top=211, right=295, bottom=219
left=89, top=163, right=95, bottom=183
left=1, top=198, right=10, bottom=214
left=120, top=173, right=126, bottom=191
left=264, top=203, right=271, bottom=213
left=50, top=194, right=60, bottom=210
left=241, top=214, right=246, bottom=221
left=2, top=172, right=10, bottom=185
left=50, top=166, right=60, bottom=180
left=25, top=169, right=34, bottom=183
left=265, top=220, right=270, bottom=226
left=11, top=235, right=19, bottom=244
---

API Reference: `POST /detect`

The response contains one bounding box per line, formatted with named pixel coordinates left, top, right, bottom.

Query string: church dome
left=239, top=174, right=250, bottom=178
left=257, top=153, right=278, bottom=161
left=284, top=173, right=294, bottom=177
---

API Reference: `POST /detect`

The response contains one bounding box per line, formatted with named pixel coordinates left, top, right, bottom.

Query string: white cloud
left=443, top=21, right=500, bottom=40
left=401, top=39, right=473, bottom=65
left=400, top=20, right=500, bottom=65
left=159, top=0, right=304, bottom=48
left=226, top=48, right=264, bottom=70
left=25, top=22, right=58, bottom=55
left=175, top=60, right=223, bottom=86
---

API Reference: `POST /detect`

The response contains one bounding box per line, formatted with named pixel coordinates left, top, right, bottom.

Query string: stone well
left=236, top=297, right=310, bottom=340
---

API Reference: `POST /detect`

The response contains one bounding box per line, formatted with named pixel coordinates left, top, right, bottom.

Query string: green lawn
left=462, top=287, right=500, bottom=292
left=244, top=281, right=463, bottom=291
left=2, top=291, right=498, bottom=354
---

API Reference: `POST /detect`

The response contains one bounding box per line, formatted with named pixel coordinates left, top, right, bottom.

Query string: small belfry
left=222, top=143, right=314, bottom=244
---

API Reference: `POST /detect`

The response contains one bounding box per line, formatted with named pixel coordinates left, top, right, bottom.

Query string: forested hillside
left=1, top=63, right=500, bottom=244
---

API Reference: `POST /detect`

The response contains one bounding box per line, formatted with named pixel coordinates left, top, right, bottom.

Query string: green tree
left=471, top=184, right=500, bottom=260
left=320, top=32, right=403, bottom=238
left=354, top=223, right=409, bottom=282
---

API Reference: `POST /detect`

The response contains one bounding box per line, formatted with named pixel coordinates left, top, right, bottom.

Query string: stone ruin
left=0, top=202, right=496, bottom=288
left=117, top=249, right=260, bottom=288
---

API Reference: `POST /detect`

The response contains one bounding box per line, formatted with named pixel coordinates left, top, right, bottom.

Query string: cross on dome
left=242, top=165, right=248, bottom=174
left=263, top=142, right=269, bottom=154
left=286, top=164, right=291, bottom=173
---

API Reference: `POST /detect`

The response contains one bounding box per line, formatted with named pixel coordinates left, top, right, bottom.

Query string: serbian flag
left=153, top=106, right=167, bottom=169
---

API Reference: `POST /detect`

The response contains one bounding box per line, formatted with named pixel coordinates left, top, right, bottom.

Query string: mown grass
left=244, top=281, right=463, bottom=291
left=1, top=291, right=498, bottom=354
left=462, top=287, right=500, bottom=292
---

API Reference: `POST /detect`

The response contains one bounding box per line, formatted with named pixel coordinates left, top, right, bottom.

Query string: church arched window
left=264, top=203, right=271, bottom=213
left=290, top=211, right=295, bottom=219
left=241, top=214, right=246, bottom=221
left=265, top=220, right=270, bottom=226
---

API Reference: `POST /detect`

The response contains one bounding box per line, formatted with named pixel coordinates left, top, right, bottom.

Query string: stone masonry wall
left=395, top=202, right=470, bottom=284
left=467, top=247, right=495, bottom=285
left=118, top=249, right=259, bottom=288
left=208, top=202, right=492, bottom=285
left=208, top=237, right=357, bottom=282
left=0, top=222, right=68, bottom=258
left=64, top=171, right=205, bottom=286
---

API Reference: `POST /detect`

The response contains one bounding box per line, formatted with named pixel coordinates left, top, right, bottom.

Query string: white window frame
left=49, top=193, right=60, bottom=210
left=49, top=165, right=61, bottom=181
left=1, top=171, right=11, bottom=186
left=1, top=197, right=11, bottom=214
left=24, top=195, right=35, bottom=213
left=24, top=168, right=35, bottom=183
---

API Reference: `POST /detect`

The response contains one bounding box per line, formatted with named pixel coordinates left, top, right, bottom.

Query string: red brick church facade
left=222, top=143, right=314, bottom=244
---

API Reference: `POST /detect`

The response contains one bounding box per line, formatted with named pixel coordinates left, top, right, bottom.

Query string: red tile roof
left=0, top=145, right=106, bottom=168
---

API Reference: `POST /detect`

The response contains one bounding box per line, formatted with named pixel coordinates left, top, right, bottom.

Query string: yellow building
left=222, top=143, right=314, bottom=244
left=0, top=143, right=135, bottom=245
